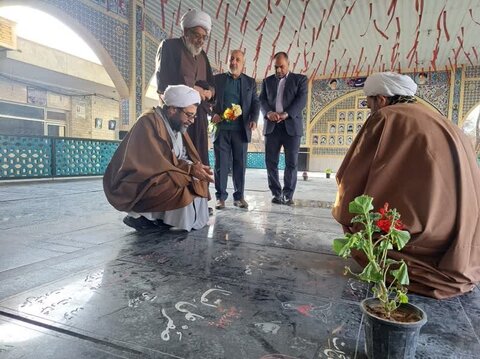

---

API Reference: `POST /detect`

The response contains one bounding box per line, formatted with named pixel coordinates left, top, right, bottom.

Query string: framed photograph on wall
left=27, top=87, right=47, bottom=106
left=108, top=120, right=117, bottom=130
left=75, top=103, right=86, bottom=119
left=357, top=97, right=368, bottom=109
left=95, top=118, right=103, bottom=129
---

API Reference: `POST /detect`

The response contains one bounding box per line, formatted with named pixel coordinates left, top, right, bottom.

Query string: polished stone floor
left=0, top=170, right=479, bottom=359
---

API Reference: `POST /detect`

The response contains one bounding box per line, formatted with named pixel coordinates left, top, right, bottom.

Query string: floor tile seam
left=353, top=311, right=365, bottom=359
left=15, top=242, right=81, bottom=254
left=459, top=299, right=480, bottom=344
left=0, top=190, right=105, bottom=203
left=0, top=266, right=108, bottom=304
left=0, top=308, right=165, bottom=358
left=0, top=243, right=129, bottom=281
left=196, top=237, right=339, bottom=256
left=246, top=208, right=337, bottom=219
left=0, top=221, right=124, bottom=235
left=113, top=257, right=360, bottom=302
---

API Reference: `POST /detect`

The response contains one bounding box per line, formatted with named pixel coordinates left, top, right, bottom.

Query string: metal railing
left=0, top=134, right=284, bottom=179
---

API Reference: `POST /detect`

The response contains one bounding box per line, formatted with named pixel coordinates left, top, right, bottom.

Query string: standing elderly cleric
left=103, top=85, right=214, bottom=233
left=155, top=9, right=215, bottom=168
left=332, top=71, right=480, bottom=299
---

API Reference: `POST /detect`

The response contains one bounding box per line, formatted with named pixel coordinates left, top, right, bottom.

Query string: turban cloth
left=163, top=85, right=201, bottom=107
left=364, top=72, right=417, bottom=97
left=180, top=9, right=212, bottom=33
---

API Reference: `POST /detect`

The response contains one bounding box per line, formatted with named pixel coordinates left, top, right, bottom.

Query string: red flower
left=376, top=202, right=405, bottom=232
left=378, top=202, right=389, bottom=216
left=394, top=220, right=404, bottom=230
left=377, top=219, right=391, bottom=232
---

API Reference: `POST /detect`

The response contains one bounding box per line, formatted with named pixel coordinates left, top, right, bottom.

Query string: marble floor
left=0, top=170, right=479, bottom=359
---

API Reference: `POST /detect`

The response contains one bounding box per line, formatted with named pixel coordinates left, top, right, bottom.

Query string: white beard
left=185, top=40, right=202, bottom=56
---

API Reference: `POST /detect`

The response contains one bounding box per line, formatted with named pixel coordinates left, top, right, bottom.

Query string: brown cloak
left=103, top=108, right=209, bottom=213
left=332, top=102, right=480, bottom=299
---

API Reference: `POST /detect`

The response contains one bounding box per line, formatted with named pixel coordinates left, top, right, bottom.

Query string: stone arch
left=1, top=0, right=129, bottom=98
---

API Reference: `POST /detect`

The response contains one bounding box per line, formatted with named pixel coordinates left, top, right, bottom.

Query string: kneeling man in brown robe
left=103, top=85, right=214, bottom=232
left=332, top=71, right=480, bottom=299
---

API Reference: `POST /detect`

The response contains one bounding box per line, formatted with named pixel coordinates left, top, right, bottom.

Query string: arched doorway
left=0, top=4, right=128, bottom=140
left=460, top=104, right=480, bottom=157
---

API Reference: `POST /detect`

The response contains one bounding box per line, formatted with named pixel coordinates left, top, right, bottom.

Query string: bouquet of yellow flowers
left=208, top=104, right=243, bottom=134
left=222, top=104, right=242, bottom=121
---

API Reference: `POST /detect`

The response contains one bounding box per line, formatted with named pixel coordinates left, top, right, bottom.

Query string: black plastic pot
left=361, top=298, right=427, bottom=359
left=326, top=173, right=331, bottom=178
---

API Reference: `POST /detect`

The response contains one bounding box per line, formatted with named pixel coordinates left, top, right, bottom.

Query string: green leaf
left=397, top=291, right=409, bottom=304
left=392, top=229, right=411, bottom=250
left=351, top=215, right=365, bottom=224
left=359, top=262, right=383, bottom=283
left=349, top=195, right=374, bottom=214
left=333, top=238, right=350, bottom=257
left=377, top=240, right=393, bottom=252
left=391, top=262, right=410, bottom=285
left=384, top=258, right=397, bottom=266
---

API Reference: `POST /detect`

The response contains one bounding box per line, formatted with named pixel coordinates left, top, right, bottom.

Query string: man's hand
left=277, top=112, right=288, bottom=122
left=249, top=122, right=257, bottom=130
left=203, top=89, right=213, bottom=101
left=194, top=86, right=207, bottom=101
left=190, top=162, right=214, bottom=183
left=211, top=113, right=222, bottom=124
left=267, top=111, right=280, bottom=122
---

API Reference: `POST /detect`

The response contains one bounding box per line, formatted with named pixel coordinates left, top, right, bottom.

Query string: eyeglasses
left=188, top=31, right=208, bottom=41
left=177, top=108, right=196, bottom=120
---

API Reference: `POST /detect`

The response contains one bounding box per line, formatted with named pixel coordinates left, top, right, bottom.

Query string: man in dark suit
left=259, top=52, right=308, bottom=205
left=212, top=50, right=260, bottom=209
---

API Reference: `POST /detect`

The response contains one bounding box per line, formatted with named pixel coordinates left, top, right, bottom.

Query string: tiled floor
left=0, top=170, right=478, bottom=358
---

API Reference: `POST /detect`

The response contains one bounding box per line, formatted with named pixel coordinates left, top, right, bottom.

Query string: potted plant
left=325, top=168, right=333, bottom=178
left=333, top=195, right=427, bottom=359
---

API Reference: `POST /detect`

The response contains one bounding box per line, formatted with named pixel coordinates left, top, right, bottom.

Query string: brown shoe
left=215, top=199, right=225, bottom=209
left=233, top=198, right=249, bottom=208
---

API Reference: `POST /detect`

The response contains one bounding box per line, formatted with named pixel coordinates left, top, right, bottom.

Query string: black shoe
left=283, top=197, right=295, bottom=206
left=123, top=216, right=165, bottom=232
left=208, top=207, right=214, bottom=216
left=154, top=219, right=172, bottom=228
left=271, top=196, right=283, bottom=204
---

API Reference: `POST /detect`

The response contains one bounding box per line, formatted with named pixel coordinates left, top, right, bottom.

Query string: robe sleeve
left=156, top=40, right=176, bottom=94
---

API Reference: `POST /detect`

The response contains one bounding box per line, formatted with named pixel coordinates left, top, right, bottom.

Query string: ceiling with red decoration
left=145, top=0, right=480, bottom=81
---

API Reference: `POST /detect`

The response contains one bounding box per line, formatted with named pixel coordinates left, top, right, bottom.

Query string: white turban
left=363, top=72, right=417, bottom=97
left=163, top=85, right=201, bottom=107
left=180, top=9, right=212, bottom=33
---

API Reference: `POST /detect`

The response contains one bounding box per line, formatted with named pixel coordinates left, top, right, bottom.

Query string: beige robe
left=332, top=102, right=480, bottom=299
left=103, top=108, right=209, bottom=213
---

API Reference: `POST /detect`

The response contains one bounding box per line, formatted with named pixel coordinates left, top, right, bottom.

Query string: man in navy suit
left=259, top=52, right=308, bottom=205
left=211, top=50, right=260, bottom=209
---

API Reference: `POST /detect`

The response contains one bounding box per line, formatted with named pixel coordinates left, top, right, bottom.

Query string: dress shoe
left=233, top=198, right=249, bottom=208
left=215, top=199, right=226, bottom=209
left=123, top=216, right=163, bottom=232
left=283, top=198, right=295, bottom=206
left=271, top=196, right=283, bottom=204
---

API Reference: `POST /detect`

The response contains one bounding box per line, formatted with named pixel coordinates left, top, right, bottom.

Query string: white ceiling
left=145, top=0, right=480, bottom=80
